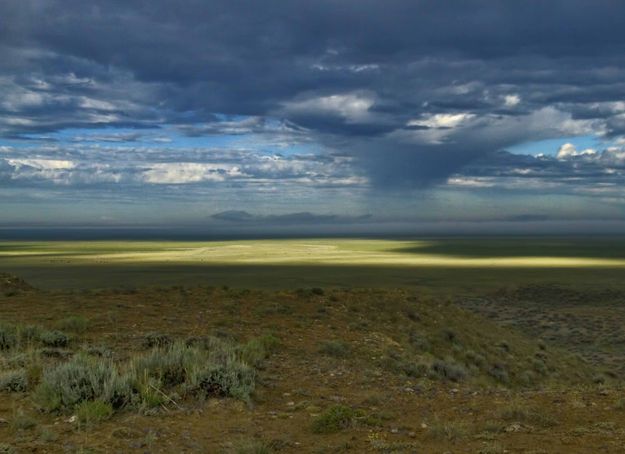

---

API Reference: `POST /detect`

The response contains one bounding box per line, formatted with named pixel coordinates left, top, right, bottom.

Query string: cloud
left=282, top=93, right=375, bottom=123
left=408, top=113, right=475, bottom=129
left=0, top=143, right=367, bottom=191
left=445, top=146, right=625, bottom=198
left=556, top=143, right=597, bottom=160
left=6, top=158, right=75, bottom=170
left=504, top=94, right=521, bottom=107
left=2, top=1, right=625, bottom=226
left=178, top=117, right=267, bottom=137
left=141, top=163, right=244, bottom=184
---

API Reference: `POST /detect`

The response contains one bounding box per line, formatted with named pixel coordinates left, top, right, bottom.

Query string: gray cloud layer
left=2, top=1, right=625, bottom=227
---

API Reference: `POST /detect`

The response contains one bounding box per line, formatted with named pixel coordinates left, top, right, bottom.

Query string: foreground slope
left=0, top=277, right=624, bottom=452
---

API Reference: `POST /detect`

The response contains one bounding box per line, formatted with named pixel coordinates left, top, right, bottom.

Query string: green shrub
left=0, top=323, right=49, bottom=350
left=430, top=359, right=468, bottom=382
left=240, top=334, right=280, bottom=367
left=39, top=330, right=69, bottom=348
left=185, top=335, right=214, bottom=348
left=135, top=376, right=167, bottom=410
left=32, top=337, right=260, bottom=415
left=408, top=331, right=431, bottom=351
left=311, top=405, right=356, bottom=434
left=442, top=329, right=459, bottom=343
left=229, top=439, right=273, bottom=454
left=102, top=372, right=135, bottom=409
left=255, top=333, right=280, bottom=352
left=17, top=325, right=43, bottom=344
left=318, top=340, right=350, bottom=358
left=0, top=370, right=28, bottom=392
left=132, top=342, right=193, bottom=387
left=40, top=348, right=72, bottom=359
left=497, top=402, right=557, bottom=428
left=84, top=345, right=113, bottom=358
left=75, top=400, right=113, bottom=427
left=518, top=370, right=536, bottom=386
left=497, top=341, right=510, bottom=352
left=1, top=348, right=41, bottom=386
left=488, top=364, right=509, bottom=383
left=189, top=362, right=255, bottom=400
left=0, top=324, right=17, bottom=350
left=427, top=419, right=468, bottom=442
left=143, top=332, right=172, bottom=348
left=0, top=443, right=15, bottom=454
left=401, top=362, right=428, bottom=378
left=479, top=442, right=506, bottom=454
left=57, top=316, right=89, bottom=333
left=10, top=411, right=37, bottom=431
left=532, top=358, right=547, bottom=375
left=465, top=350, right=486, bottom=367
left=133, top=341, right=256, bottom=401
left=33, top=355, right=121, bottom=411
left=39, top=427, right=59, bottom=442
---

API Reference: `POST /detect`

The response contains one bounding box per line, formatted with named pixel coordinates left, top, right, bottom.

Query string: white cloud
left=283, top=92, right=375, bottom=122
left=408, top=112, right=475, bottom=129
left=79, top=97, right=117, bottom=111
left=504, top=94, right=520, bottom=107
left=556, top=143, right=597, bottom=159
left=312, top=63, right=379, bottom=73
left=142, top=163, right=244, bottom=184
left=446, top=177, right=495, bottom=187
left=4, top=158, right=77, bottom=185
left=588, top=101, right=625, bottom=114
left=6, top=158, right=76, bottom=170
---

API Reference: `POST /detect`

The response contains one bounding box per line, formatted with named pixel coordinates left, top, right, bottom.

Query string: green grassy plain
left=1, top=237, right=625, bottom=293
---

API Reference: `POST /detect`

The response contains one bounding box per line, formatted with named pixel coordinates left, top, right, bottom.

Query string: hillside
left=0, top=276, right=623, bottom=452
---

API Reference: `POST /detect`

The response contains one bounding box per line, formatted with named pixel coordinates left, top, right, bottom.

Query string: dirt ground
left=1, top=282, right=625, bottom=453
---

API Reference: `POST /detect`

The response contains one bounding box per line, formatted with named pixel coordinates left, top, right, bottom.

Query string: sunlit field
left=2, top=237, right=625, bottom=292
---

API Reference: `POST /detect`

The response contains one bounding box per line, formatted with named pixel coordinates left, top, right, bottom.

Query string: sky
left=2, top=1, right=625, bottom=234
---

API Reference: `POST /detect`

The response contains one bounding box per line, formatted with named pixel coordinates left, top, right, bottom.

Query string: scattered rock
left=505, top=423, right=522, bottom=433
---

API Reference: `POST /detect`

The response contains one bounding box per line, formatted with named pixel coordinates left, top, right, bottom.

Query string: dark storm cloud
left=2, top=1, right=625, bottom=188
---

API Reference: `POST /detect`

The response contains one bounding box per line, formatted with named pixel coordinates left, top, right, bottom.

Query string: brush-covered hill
left=0, top=272, right=34, bottom=294
left=0, top=278, right=621, bottom=453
